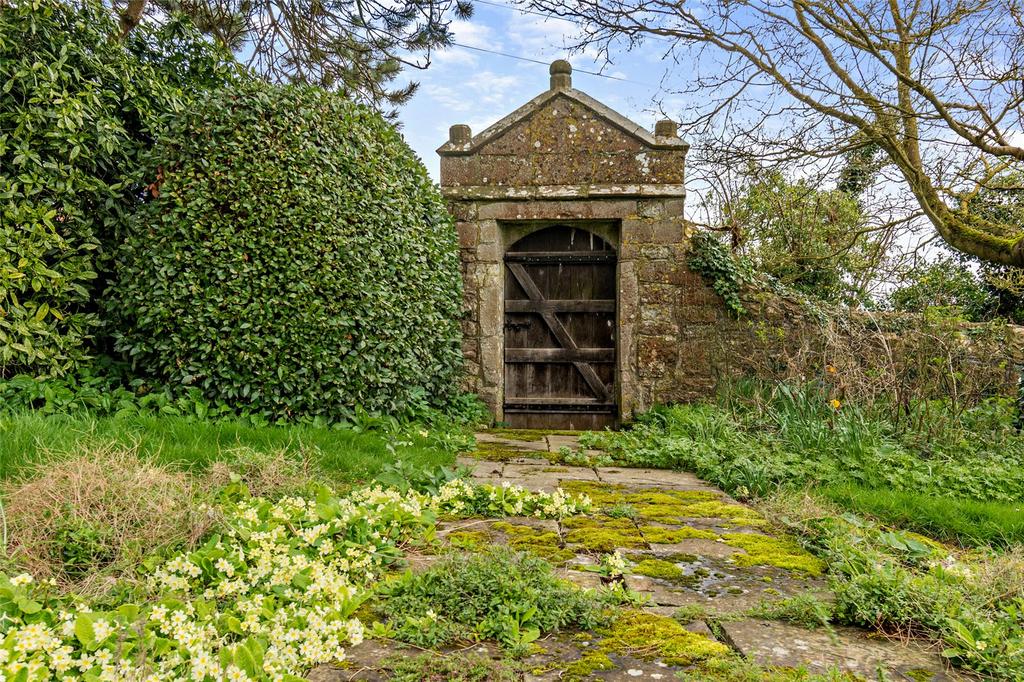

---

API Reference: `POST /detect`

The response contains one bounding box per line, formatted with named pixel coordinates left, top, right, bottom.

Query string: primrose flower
left=830, top=398, right=841, bottom=410
left=10, top=573, right=34, bottom=586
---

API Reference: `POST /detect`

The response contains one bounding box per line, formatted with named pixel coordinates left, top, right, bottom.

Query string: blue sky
left=394, top=2, right=680, bottom=180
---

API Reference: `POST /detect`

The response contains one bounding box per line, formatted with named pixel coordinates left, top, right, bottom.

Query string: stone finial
left=550, top=59, right=572, bottom=89
left=448, top=124, right=472, bottom=144
left=655, top=119, right=679, bottom=138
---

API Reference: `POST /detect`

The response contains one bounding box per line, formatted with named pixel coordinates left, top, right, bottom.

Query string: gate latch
left=504, top=320, right=533, bottom=331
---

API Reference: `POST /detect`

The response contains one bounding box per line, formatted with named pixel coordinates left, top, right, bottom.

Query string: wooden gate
left=503, top=224, right=617, bottom=429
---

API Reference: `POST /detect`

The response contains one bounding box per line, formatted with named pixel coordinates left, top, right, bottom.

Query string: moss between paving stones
left=561, top=651, right=617, bottom=680
left=491, top=521, right=575, bottom=564
left=467, top=441, right=552, bottom=462
left=631, top=558, right=686, bottom=581
left=486, top=428, right=581, bottom=441
left=562, top=517, right=646, bottom=552
left=640, top=525, right=719, bottom=543
left=559, top=482, right=764, bottom=528
left=597, top=610, right=730, bottom=666
left=445, top=530, right=490, bottom=550
left=721, top=533, right=825, bottom=575
left=561, top=482, right=823, bottom=576
left=558, top=611, right=731, bottom=680
left=559, top=481, right=629, bottom=507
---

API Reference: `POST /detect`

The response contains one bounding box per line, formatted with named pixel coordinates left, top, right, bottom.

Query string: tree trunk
left=118, top=0, right=146, bottom=39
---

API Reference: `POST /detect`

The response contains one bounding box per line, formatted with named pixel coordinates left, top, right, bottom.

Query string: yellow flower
left=826, top=365, right=837, bottom=374
left=830, top=399, right=841, bottom=410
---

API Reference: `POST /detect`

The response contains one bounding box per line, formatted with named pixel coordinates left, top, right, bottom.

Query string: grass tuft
left=3, top=444, right=212, bottom=596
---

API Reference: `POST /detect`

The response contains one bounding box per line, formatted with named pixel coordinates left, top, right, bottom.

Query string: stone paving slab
left=476, top=432, right=552, bottom=451
left=719, top=619, right=960, bottom=681
left=503, top=461, right=600, bottom=481
left=594, top=467, right=719, bottom=491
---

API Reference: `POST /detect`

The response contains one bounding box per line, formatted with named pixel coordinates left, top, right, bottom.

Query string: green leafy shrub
left=108, top=80, right=463, bottom=421
left=0, top=0, right=236, bottom=377
left=377, top=547, right=606, bottom=653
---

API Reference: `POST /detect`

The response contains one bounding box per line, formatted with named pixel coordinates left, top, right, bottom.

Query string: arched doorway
left=503, top=224, right=617, bottom=429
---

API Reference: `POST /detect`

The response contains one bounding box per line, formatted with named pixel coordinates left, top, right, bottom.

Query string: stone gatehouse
left=437, top=60, right=719, bottom=428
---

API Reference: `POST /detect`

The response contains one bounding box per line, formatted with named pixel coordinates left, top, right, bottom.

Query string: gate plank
left=506, top=263, right=611, bottom=401
left=505, top=299, right=615, bottom=313
left=505, top=348, right=615, bottom=362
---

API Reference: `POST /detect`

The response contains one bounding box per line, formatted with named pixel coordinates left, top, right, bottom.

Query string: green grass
left=0, top=411, right=455, bottom=482
left=821, top=484, right=1024, bottom=547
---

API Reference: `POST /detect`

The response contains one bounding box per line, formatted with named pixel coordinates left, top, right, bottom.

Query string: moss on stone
left=640, top=525, right=718, bottom=544
left=627, top=489, right=719, bottom=505
left=559, top=480, right=630, bottom=507
left=563, top=517, right=646, bottom=552
left=628, top=496, right=764, bottom=527
left=632, top=558, right=686, bottom=581
left=468, top=441, right=550, bottom=462
left=562, top=651, right=616, bottom=680
left=596, top=610, right=730, bottom=666
left=675, top=500, right=764, bottom=523
left=445, top=530, right=490, bottom=550
left=486, top=428, right=580, bottom=441
left=491, top=521, right=575, bottom=564
left=722, top=533, right=825, bottom=575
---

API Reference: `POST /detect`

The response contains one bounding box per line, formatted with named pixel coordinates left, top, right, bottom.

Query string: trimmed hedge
left=109, top=82, right=463, bottom=420
left=0, top=0, right=236, bottom=377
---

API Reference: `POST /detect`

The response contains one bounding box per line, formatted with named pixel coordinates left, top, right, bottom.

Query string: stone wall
left=639, top=267, right=1024, bottom=406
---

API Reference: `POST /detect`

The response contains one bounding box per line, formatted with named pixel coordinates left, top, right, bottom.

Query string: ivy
left=107, top=81, right=464, bottom=421
left=687, top=232, right=750, bottom=317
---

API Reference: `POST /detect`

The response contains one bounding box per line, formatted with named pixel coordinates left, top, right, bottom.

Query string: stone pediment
left=438, top=60, right=688, bottom=196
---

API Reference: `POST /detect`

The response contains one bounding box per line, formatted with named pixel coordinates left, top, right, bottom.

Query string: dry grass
left=2, top=443, right=214, bottom=596
left=206, top=443, right=326, bottom=499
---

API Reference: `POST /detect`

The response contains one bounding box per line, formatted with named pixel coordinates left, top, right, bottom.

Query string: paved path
left=312, top=430, right=958, bottom=681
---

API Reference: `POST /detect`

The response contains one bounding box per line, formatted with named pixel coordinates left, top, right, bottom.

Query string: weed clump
left=377, top=547, right=607, bottom=653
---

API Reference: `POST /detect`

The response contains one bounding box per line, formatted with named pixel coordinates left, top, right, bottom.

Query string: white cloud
left=451, top=19, right=498, bottom=49
left=504, top=15, right=605, bottom=64
left=422, top=70, right=524, bottom=114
